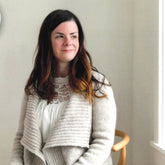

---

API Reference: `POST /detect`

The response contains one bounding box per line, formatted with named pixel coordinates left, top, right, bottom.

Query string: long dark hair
left=25, top=9, right=110, bottom=103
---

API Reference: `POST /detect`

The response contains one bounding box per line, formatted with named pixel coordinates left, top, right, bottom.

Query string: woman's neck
left=55, top=62, right=70, bottom=77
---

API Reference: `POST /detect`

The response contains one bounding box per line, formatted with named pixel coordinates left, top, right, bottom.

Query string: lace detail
left=55, top=84, right=71, bottom=102
left=53, top=76, right=71, bottom=103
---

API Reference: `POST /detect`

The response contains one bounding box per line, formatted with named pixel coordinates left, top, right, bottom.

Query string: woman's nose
left=64, top=37, right=72, bottom=46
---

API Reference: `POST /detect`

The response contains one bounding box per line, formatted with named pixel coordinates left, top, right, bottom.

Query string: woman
left=11, top=9, right=116, bottom=165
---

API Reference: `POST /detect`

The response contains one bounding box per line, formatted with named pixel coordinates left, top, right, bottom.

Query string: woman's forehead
left=52, top=21, right=78, bottom=34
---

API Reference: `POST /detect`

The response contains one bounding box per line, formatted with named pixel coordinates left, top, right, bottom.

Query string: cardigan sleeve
left=74, top=78, right=117, bottom=165
left=10, top=94, right=27, bottom=165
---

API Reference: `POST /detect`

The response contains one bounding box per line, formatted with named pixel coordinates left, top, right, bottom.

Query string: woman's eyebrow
left=54, top=32, right=78, bottom=35
left=55, top=32, right=64, bottom=35
left=70, top=32, right=78, bottom=35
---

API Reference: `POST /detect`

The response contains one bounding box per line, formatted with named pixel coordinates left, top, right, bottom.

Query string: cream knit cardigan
left=10, top=72, right=117, bottom=165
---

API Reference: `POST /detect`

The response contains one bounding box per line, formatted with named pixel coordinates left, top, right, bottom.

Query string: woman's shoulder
left=92, top=70, right=114, bottom=97
left=92, top=70, right=104, bottom=80
left=92, top=69, right=110, bottom=85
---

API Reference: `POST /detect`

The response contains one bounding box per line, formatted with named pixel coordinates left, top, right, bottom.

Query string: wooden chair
left=112, top=130, right=130, bottom=165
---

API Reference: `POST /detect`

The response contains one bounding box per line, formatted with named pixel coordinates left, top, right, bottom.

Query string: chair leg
left=118, top=146, right=126, bottom=165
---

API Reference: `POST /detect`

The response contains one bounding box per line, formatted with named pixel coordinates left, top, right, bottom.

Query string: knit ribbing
left=21, top=95, right=45, bottom=163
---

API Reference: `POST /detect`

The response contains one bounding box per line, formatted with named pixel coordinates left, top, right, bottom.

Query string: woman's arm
left=10, top=94, right=27, bottom=165
left=74, top=80, right=117, bottom=165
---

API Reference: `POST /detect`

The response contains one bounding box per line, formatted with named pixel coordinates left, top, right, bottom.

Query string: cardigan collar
left=21, top=92, right=92, bottom=161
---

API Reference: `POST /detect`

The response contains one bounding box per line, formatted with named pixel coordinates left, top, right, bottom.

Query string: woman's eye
left=71, top=35, right=78, bottom=39
left=56, top=35, right=64, bottom=38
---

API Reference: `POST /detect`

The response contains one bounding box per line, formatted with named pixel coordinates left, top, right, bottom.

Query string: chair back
left=112, top=130, right=130, bottom=165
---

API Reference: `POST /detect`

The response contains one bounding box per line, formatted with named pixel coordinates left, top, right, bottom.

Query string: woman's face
left=51, top=21, right=79, bottom=64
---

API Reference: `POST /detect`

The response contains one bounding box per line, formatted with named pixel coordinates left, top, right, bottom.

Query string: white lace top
left=36, top=76, right=71, bottom=144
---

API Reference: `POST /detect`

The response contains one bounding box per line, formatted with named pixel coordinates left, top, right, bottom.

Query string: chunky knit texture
left=10, top=72, right=116, bottom=165
left=36, top=76, right=71, bottom=144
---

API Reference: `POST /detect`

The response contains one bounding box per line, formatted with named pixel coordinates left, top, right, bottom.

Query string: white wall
left=132, top=0, right=165, bottom=164
left=152, top=149, right=165, bottom=165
